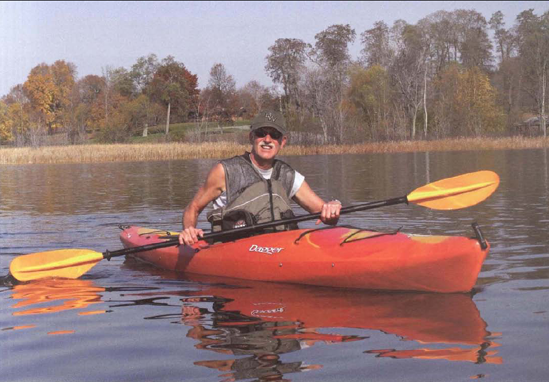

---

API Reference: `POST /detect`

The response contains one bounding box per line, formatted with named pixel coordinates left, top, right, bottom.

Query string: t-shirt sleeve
left=290, top=170, right=305, bottom=198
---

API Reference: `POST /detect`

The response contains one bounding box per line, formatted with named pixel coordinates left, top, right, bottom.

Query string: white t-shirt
left=213, top=165, right=305, bottom=209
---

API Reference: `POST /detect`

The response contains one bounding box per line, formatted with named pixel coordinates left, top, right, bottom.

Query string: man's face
left=250, top=127, right=287, bottom=162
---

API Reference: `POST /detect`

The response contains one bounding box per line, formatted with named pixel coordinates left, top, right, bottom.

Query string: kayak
left=119, top=225, right=489, bottom=293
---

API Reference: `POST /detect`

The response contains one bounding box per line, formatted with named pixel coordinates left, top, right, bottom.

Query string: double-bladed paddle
left=9, top=170, right=499, bottom=282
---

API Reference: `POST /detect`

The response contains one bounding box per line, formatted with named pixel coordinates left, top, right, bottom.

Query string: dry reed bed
left=287, top=136, right=549, bottom=155
left=1, top=137, right=547, bottom=165
left=0, top=142, right=247, bottom=165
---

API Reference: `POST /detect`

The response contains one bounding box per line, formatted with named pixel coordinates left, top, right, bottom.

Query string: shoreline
left=0, top=136, right=547, bottom=165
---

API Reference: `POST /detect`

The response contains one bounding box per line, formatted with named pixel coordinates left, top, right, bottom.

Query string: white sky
left=1, top=1, right=547, bottom=96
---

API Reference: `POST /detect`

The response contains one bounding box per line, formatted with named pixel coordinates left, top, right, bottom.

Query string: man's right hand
left=179, top=227, right=204, bottom=246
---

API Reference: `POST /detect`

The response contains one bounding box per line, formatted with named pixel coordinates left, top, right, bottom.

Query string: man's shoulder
left=273, top=157, right=295, bottom=172
left=221, top=153, right=248, bottom=166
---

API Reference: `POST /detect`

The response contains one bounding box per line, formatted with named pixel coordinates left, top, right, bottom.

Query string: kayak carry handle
left=471, top=222, right=488, bottom=250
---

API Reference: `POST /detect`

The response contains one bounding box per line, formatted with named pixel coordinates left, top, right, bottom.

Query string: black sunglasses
left=254, top=128, right=283, bottom=140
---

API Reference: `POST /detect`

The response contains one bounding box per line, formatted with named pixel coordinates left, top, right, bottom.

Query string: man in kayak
left=179, top=110, right=342, bottom=246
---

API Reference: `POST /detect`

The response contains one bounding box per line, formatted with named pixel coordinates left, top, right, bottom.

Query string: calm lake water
left=1, top=148, right=548, bottom=382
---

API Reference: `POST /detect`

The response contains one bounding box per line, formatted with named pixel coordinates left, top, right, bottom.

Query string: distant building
left=514, top=115, right=548, bottom=135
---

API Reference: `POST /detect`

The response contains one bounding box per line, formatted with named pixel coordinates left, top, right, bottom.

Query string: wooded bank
left=1, top=8, right=548, bottom=146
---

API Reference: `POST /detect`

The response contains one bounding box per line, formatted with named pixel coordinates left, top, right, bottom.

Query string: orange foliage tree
left=22, top=60, right=76, bottom=135
left=0, top=101, right=12, bottom=142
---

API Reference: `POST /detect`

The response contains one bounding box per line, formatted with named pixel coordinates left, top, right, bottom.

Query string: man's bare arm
left=293, top=181, right=341, bottom=225
left=180, top=163, right=226, bottom=245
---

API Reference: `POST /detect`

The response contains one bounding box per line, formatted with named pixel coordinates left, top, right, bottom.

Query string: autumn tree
left=101, top=94, right=152, bottom=142
left=419, top=11, right=455, bottom=73
left=1, top=85, right=31, bottom=144
left=348, top=65, right=393, bottom=139
left=23, top=60, right=76, bottom=136
left=76, top=74, right=106, bottom=132
left=101, top=66, right=134, bottom=127
left=454, top=9, right=493, bottom=70
left=490, top=11, right=516, bottom=64
left=458, top=66, right=504, bottom=135
left=149, top=56, right=198, bottom=134
left=0, top=101, right=12, bottom=142
left=130, top=54, right=159, bottom=95
left=361, top=21, right=393, bottom=68
left=309, top=24, right=356, bottom=143
left=313, top=24, right=356, bottom=70
left=207, top=63, right=237, bottom=125
left=266, top=38, right=309, bottom=110
left=515, top=9, right=549, bottom=137
left=432, top=64, right=503, bottom=137
left=300, top=67, right=333, bottom=142
left=110, top=67, right=135, bottom=99
left=390, top=22, right=431, bottom=139
left=489, top=11, right=521, bottom=123
left=237, top=80, right=272, bottom=117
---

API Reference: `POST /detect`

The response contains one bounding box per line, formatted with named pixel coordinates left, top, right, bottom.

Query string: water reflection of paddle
left=10, top=278, right=105, bottom=317
left=6, top=278, right=106, bottom=335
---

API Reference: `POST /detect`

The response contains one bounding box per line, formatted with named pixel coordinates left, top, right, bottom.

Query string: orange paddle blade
left=10, top=249, right=104, bottom=282
left=407, top=171, right=500, bottom=210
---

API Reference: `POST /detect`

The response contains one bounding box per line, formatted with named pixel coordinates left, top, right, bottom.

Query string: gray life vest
left=207, top=152, right=297, bottom=234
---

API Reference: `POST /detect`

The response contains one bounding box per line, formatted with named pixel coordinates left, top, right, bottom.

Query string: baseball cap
left=250, top=110, right=287, bottom=136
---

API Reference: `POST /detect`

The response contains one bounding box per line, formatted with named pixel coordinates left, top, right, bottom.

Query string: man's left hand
left=316, top=200, right=342, bottom=225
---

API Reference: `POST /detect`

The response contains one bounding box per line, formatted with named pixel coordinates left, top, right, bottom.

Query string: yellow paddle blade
left=10, top=249, right=104, bottom=282
left=407, top=170, right=500, bottom=210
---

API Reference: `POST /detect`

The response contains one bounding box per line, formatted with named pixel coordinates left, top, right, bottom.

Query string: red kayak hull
left=119, top=226, right=489, bottom=293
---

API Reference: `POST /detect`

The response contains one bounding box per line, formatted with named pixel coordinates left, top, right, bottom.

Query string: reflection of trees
left=0, top=158, right=215, bottom=216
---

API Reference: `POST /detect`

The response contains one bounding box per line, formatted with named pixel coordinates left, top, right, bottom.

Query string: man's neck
left=249, top=151, right=274, bottom=170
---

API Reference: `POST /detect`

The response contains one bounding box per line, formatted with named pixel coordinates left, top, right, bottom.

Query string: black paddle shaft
left=104, top=196, right=409, bottom=260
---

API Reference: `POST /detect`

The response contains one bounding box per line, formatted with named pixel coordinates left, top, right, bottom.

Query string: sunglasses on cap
left=254, top=128, right=283, bottom=140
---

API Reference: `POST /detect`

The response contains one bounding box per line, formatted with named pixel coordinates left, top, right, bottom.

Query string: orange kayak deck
left=119, top=225, right=489, bottom=293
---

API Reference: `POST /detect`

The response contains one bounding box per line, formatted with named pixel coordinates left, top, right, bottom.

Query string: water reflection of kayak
left=120, top=225, right=489, bottom=293
left=172, top=274, right=489, bottom=346
left=120, top=265, right=503, bottom=370
left=173, top=275, right=502, bottom=369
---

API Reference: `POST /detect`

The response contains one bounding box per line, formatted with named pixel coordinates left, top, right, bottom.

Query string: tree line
left=1, top=8, right=548, bottom=146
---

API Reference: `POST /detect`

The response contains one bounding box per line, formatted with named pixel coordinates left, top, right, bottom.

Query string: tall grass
left=287, top=136, right=549, bottom=156
left=1, top=136, right=547, bottom=165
